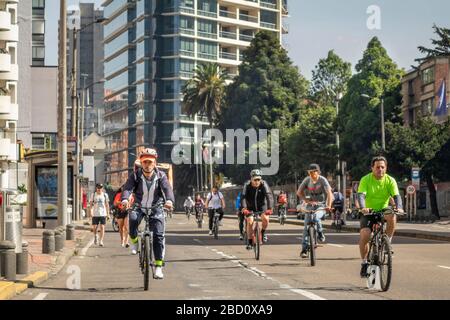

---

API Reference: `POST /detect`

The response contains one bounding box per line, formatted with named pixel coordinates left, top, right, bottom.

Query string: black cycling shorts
left=115, top=210, right=128, bottom=219
left=359, top=214, right=382, bottom=231
left=92, top=217, right=106, bottom=225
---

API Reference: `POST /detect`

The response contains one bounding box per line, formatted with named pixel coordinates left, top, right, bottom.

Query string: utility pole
left=58, top=0, right=68, bottom=227
left=381, top=97, right=385, bottom=152
left=71, top=25, right=79, bottom=222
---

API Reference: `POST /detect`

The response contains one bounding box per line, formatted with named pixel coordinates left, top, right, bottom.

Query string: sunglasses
left=252, top=178, right=261, bottom=182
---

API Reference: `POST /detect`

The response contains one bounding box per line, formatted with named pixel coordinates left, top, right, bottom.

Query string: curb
left=222, top=215, right=450, bottom=243
left=0, top=271, right=48, bottom=300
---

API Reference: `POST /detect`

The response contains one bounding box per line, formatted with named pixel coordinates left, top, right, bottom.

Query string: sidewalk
left=0, top=220, right=92, bottom=300
left=223, top=214, right=450, bottom=242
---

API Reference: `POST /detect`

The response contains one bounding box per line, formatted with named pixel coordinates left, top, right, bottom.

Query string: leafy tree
left=416, top=24, right=450, bottom=63
left=220, top=31, right=309, bottom=184
left=385, top=117, right=450, bottom=219
left=310, top=50, right=352, bottom=105
left=338, top=37, right=404, bottom=179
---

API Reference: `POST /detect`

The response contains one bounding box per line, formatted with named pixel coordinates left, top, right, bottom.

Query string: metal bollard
left=17, top=241, right=29, bottom=275
left=66, top=224, right=75, bottom=240
left=54, top=229, right=64, bottom=251
left=42, top=230, right=55, bottom=254
left=0, top=241, right=17, bottom=281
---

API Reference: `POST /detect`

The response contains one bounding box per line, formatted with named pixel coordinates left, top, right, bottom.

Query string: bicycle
left=185, top=206, right=193, bottom=220
left=132, top=202, right=163, bottom=291
left=195, top=205, right=204, bottom=228
left=111, top=210, right=119, bottom=232
left=302, top=205, right=327, bottom=267
left=361, top=207, right=400, bottom=292
left=211, top=208, right=221, bottom=239
left=278, top=205, right=287, bottom=225
left=331, top=208, right=343, bottom=233
left=246, top=211, right=264, bottom=261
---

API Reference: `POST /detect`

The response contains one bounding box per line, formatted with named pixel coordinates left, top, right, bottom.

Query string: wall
left=31, top=67, right=58, bottom=134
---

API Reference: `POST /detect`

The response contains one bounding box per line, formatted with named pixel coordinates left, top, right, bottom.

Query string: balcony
left=220, top=52, right=237, bottom=60
left=0, top=102, right=18, bottom=121
left=180, top=71, right=194, bottom=78
left=219, top=10, right=237, bottom=19
left=197, top=52, right=217, bottom=60
left=0, top=23, right=18, bottom=42
left=0, top=63, right=18, bottom=81
left=0, top=11, right=11, bottom=31
left=198, top=31, right=217, bottom=39
left=260, top=0, right=277, bottom=9
left=179, top=6, right=195, bottom=14
left=180, top=50, right=195, bottom=57
left=179, top=28, right=195, bottom=36
left=239, top=33, right=254, bottom=42
left=0, top=53, right=11, bottom=72
left=0, top=95, right=10, bottom=113
left=260, top=21, right=277, bottom=29
left=220, top=31, right=237, bottom=40
left=239, top=13, right=258, bottom=24
left=197, top=10, right=217, bottom=18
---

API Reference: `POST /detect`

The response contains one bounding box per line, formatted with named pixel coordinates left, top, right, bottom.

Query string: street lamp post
left=361, top=94, right=386, bottom=152
left=58, top=0, right=68, bottom=227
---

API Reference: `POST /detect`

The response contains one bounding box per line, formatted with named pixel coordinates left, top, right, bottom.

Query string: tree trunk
left=425, top=173, right=440, bottom=220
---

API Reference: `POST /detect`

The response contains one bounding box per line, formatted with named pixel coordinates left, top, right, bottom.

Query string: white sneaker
left=154, top=267, right=164, bottom=279
left=121, top=242, right=125, bottom=248
left=209, top=230, right=213, bottom=235
left=94, top=235, right=98, bottom=245
left=219, top=220, right=223, bottom=226
left=99, top=241, right=104, bottom=247
left=131, top=243, right=138, bottom=255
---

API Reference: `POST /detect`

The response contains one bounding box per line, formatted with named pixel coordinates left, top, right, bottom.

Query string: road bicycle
left=195, top=205, right=204, bottom=228
left=247, top=211, right=264, bottom=261
left=302, top=204, right=327, bottom=267
left=211, top=208, right=221, bottom=240
left=331, top=207, right=343, bottom=233
left=278, top=205, right=287, bottom=225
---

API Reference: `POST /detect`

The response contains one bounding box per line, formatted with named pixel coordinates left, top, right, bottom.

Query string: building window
left=32, top=133, right=56, bottom=150
left=32, top=0, right=45, bottom=9
left=32, top=46, right=45, bottom=59
left=32, top=20, right=45, bottom=41
left=421, top=67, right=435, bottom=85
left=197, top=40, right=217, bottom=60
left=408, top=108, right=415, bottom=126
left=421, top=97, right=434, bottom=115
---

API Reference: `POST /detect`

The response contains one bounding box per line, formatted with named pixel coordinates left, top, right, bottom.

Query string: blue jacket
left=121, top=168, right=175, bottom=208
left=235, top=192, right=242, bottom=210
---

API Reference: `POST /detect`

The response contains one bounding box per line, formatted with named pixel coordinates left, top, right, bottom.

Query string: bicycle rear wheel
left=254, top=225, right=260, bottom=260
left=309, top=227, right=316, bottom=266
left=198, top=213, right=203, bottom=228
left=144, top=235, right=151, bottom=291
left=379, top=235, right=392, bottom=291
left=112, top=217, right=119, bottom=232
left=214, top=219, right=219, bottom=239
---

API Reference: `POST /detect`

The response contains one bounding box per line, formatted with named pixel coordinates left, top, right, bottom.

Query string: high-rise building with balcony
left=0, top=0, right=19, bottom=189
left=102, top=0, right=288, bottom=188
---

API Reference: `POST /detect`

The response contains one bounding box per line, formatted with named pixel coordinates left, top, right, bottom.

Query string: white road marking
left=327, top=244, right=344, bottom=248
left=33, top=293, right=48, bottom=300
left=438, top=265, right=450, bottom=270
left=193, top=239, right=203, bottom=244
left=188, top=284, right=201, bottom=287
left=80, top=237, right=95, bottom=256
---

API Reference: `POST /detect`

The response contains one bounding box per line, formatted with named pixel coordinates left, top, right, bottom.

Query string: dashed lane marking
left=33, top=293, right=48, bottom=300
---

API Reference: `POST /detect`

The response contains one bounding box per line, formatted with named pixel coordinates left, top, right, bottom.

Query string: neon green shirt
left=357, top=173, right=400, bottom=211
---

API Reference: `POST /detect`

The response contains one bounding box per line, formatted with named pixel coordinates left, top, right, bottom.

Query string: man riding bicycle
left=277, top=191, right=288, bottom=218
left=357, top=156, right=404, bottom=277
left=241, top=169, right=274, bottom=249
left=121, top=148, right=174, bottom=280
left=184, top=196, right=195, bottom=217
left=297, top=164, right=334, bottom=258
left=331, top=188, right=345, bottom=226
left=194, top=194, right=205, bottom=221
left=205, top=186, right=226, bottom=236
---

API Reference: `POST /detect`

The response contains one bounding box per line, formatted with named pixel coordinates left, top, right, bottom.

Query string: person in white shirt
left=183, top=196, right=195, bottom=216
left=89, top=183, right=110, bottom=247
left=205, top=186, right=226, bottom=235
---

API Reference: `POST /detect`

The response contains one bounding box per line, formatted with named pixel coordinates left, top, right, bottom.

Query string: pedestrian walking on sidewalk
left=90, top=183, right=111, bottom=247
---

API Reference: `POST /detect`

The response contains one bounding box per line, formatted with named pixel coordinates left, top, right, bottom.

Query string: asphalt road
left=14, top=213, right=450, bottom=300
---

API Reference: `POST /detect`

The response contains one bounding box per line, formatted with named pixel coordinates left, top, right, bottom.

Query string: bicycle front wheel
left=309, top=227, right=316, bottom=266
left=112, top=218, right=119, bottom=232
left=214, top=220, right=219, bottom=239
left=254, top=226, right=260, bottom=260
left=379, top=235, right=392, bottom=292
left=144, top=235, right=151, bottom=291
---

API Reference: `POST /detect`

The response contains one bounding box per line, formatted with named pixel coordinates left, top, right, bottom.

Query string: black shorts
left=115, top=210, right=128, bottom=219
left=92, top=217, right=106, bottom=225
left=359, top=214, right=382, bottom=230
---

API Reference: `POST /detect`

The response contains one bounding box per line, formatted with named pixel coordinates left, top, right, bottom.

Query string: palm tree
left=182, top=63, right=228, bottom=189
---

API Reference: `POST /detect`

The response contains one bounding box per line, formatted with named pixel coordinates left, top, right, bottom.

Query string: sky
left=47, top=0, right=450, bottom=79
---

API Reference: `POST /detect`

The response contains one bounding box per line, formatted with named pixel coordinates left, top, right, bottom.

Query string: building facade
left=0, top=0, right=19, bottom=189
left=102, top=0, right=288, bottom=188
left=401, top=56, right=449, bottom=126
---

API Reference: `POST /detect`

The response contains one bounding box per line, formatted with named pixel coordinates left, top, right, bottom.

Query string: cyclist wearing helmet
left=297, top=164, right=334, bottom=258
left=121, top=148, right=174, bottom=280
left=241, top=169, right=274, bottom=249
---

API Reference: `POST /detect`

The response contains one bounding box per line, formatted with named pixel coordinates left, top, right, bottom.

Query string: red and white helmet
left=139, top=147, right=158, bottom=161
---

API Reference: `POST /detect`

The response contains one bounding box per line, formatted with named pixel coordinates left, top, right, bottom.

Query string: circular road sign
left=406, top=185, right=416, bottom=195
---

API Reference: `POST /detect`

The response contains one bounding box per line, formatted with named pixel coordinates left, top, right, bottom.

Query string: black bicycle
left=302, top=205, right=327, bottom=266
left=332, top=208, right=343, bottom=233
left=278, top=205, right=287, bottom=225
left=247, top=211, right=264, bottom=261
left=185, top=206, right=193, bottom=220
left=210, top=208, right=222, bottom=239
left=133, top=203, right=163, bottom=291
left=195, top=205, right=204, bottom=228
left=362, top=207, right=400, bottom=292
left=111, top=208, right=119, bottom=232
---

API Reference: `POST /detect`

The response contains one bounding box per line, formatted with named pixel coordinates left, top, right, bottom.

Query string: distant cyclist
left=277, top=190, right=288, bottom=218
left=297, top=164, right=333, bottom=258
left=184, top=196, right=195, bottom=216
left=241, top=169, right=274, bottom=249
left=121, top=148, right=174, bottom=280
left=194, top=194, right=205, bottom=221
left=331, top=188, right=345, bottom=226
left=357, top=156, right=404, bottom=277
left=205, top=186, right=225, bottom=235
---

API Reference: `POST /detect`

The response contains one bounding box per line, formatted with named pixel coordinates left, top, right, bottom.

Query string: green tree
left=385, top=117, right=450, bottom=219
left=338, top=37, right=404, bottom=179
left=416, top=24, right=450, bottom=63
left=182, top=63, right=228, bottom=189
left=220, top=31, right=309, bottom=184
left=310, top=50, right=352, bottom=105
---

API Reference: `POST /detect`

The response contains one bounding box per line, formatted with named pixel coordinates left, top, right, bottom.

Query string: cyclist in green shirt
left=357, top=156, right=404, bottom=277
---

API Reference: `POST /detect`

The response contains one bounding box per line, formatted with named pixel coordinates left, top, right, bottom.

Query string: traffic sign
left=406, top=185, right=416, bottom=195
